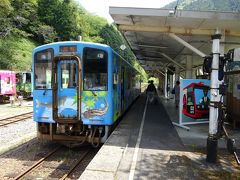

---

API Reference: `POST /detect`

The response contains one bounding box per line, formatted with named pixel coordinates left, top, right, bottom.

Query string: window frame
left=60, top=61, right=78, bottom=89
left=82, top=47, right=108, bottom=91
left=34, top=48, right=54, bottom=90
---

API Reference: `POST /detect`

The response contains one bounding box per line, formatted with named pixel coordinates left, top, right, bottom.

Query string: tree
left=10, top=0, right=43, bottom=38
left=0, top=0, right=13, bottom=37
left=36, top=25, right=57, bottom=43
left=0, top=38, right=14, bottom=69
left=164, top=0, right=240, bottom=11
left=38, top=0, right=80, bottom=40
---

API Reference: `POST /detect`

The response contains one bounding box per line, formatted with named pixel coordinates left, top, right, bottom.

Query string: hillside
left=0, top=0, right=146, bottom=79
left=164, top=0, right=240, bottom=12
left=0, top=36, right=38, bottom=71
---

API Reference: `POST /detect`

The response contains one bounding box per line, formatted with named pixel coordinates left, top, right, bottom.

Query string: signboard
left=179, top=79, right=210, bottom=125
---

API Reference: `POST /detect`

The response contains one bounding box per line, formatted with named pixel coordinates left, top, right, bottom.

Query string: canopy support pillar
left=185, top=55, right=193, bottom=79
left=206, top=31, right=222, bottom=164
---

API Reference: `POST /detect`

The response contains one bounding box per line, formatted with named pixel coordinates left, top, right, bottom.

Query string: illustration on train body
left=182, top=82, right=210, bottom=119
left=32, top=41, right=141, bottom=146
left=0, top=70, right=16, bottom=102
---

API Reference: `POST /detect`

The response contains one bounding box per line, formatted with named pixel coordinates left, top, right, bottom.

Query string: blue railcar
left=32, top=41, right=141, bottom=146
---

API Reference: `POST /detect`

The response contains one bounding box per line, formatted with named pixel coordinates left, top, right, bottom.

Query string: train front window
left=34, top=49, right=53, bottom=89
left=83, top=48, right=108, bottom=91
left=26, top=73, right=31, bottom=83
left=61, top=62, right=77, bottom=88
left=195, top=87, right=210, bottom=109
left=6, top=77, right=10, bottom=84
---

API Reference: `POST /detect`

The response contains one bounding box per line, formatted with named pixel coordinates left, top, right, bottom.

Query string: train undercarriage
left=37, top=122, right=110, bottom=147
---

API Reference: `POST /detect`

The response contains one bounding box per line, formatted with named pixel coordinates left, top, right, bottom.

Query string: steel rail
left=0, top=112, right=33, bottom=127
left=13, top=146, right=62, bottom=180
left=60, top=149, right=91, bottom=180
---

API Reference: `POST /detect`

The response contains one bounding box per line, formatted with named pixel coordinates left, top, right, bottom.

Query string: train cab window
left=195, top=87, right=210, bottom=110
left=34, top=49, right=53, bottom=89
left=6, top=77, right=10, bottom=84
left=61, top=62, right=77, bottom=88
left=25, top=73, right=31, bottom=83
left=83, top=48, right=108, bottom=91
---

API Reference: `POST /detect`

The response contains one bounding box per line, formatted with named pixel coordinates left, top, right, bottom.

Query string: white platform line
left=129, top=97, right=148, bottom=180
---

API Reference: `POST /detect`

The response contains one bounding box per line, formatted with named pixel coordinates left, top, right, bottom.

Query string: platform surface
left=80, top=95, right=240, bottom=180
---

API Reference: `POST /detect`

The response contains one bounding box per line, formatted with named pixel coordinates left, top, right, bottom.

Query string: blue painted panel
left=33, top=89, right=54, bottom=123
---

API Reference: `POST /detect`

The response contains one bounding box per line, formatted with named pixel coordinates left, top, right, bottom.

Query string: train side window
left=83, top=47, right=108, bottom=91
left=34, top=49, right=53, bottom=89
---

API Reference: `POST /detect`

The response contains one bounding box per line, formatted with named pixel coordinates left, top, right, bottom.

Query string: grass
left=11, top=37, right=38, bottom=71
left=0, top=36, right=38, bottom=71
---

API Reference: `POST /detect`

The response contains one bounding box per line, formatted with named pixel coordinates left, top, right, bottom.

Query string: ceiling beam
left=159, top=52, right=185, bottom=69
left=142, top=56, right=163, bottom=60
left=168, top=33, right=207, bottom=58
left=119, top=25, right=240, bottom=37
left=156, top=69, right=165, bottom=76
left=140, top=59, right=165, bottom=62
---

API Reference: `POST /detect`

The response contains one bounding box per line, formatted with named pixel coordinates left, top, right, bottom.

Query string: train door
left=52, top=56, right=81, bottom=123
left=121, top=66, right=125, bottom=112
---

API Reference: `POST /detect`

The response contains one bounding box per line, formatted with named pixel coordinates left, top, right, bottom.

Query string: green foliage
left=0, top=0, right=146, bottom=79
left=0, top=0, right=13, bottom=18
left=38, top=0, right=80, bottom=40
left=0, top=38, right=14, bottom=69
left=164, top=0, right=240, bottom=12
left=35, top=24, right=57, bottom=43
left=10, top=0, right=39, bottom=37
left=0, top=0, right=13, bottom=38
left=0, top=36, right=37, bottom=70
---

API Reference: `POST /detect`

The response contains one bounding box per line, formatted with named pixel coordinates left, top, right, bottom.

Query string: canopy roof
left=109, top=7, right=240, bottom=74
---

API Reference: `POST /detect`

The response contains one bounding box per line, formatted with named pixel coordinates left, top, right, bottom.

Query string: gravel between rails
left=0, top=101, right=33, bottom=120
left=0, top=139, right=99, bottom=180
left=0, top=119, right=36, bottom=155
left=0, top=139, right=60, bottom=179
left=0, top=100, right=35, bottom=155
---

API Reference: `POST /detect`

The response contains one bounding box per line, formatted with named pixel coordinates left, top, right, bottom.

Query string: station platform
left=80, top=95, right=240, bottom=180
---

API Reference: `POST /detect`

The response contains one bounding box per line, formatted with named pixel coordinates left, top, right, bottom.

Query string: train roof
left=112, top=49, right=139, bottom=73
left=33, top=41, right=140, bottom=74
left=33, top=41, right=111, bottom=52
left=0, top=70, right=16, bottom=73
left=183, top=82, right=209, bottom=90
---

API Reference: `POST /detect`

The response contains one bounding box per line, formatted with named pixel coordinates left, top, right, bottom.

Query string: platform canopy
left=109, top=7, right=240, bottom=75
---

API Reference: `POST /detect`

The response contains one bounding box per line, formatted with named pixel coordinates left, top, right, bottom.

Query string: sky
left=77, top=0, right=176, bottom=23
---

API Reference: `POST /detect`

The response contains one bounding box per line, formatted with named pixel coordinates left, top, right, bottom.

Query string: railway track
left=0, top=112, right=33, bottom=127
left=14, top=145, right=93, bottom=180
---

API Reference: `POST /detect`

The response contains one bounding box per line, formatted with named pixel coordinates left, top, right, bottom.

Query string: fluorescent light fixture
left=142, top=56, right=163, bottom=61
left=168, top=10, right=175, bottom=17
left=138, top=44, right=168, bottom=49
